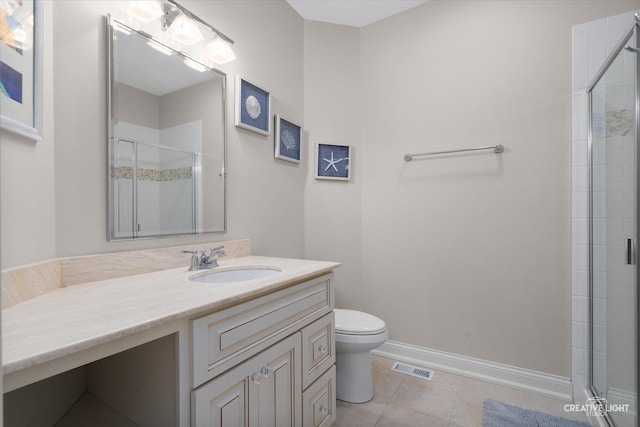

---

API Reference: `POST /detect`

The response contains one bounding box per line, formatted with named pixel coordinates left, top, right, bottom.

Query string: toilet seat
left=334, top=309, right=386, bottom=335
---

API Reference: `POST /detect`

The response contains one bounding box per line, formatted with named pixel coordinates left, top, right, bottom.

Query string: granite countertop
left=2, top=256, right=340, bottom=375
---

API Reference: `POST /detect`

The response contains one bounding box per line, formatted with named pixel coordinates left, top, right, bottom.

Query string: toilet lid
left=334, top=309, right=386, bottom=335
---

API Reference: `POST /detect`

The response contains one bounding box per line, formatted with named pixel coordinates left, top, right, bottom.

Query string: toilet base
left=335, top=352, right=375, bottom=403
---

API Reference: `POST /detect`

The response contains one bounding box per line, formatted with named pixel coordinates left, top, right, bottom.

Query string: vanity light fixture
left=121, top=0, right=236, bottom=65
left=166, top=11, right=204, bottom=46
left=203, top=35, right=236, bottom=65
left=122, top=0, right=164, bottom=24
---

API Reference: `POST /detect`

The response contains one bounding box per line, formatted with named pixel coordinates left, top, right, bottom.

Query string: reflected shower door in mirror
left=108, top=17, right=226, bottom=240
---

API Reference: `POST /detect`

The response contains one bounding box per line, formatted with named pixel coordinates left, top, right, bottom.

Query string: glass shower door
left=589, top=28, right=638, bottom=427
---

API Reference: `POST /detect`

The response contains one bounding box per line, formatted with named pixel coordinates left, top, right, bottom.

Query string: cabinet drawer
left=301, top=312, right=335, bottom=390
left=302, top=366, right=336, bottom=427
left=193, top=275, right=333, bottom=387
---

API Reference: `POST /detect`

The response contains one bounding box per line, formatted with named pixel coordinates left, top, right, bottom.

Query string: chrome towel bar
left=404, top=144, right=504, bottom=162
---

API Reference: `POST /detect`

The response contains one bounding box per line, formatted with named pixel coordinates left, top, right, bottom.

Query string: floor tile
left=335, top=357, right=590, bottom=427
left=389, top=368, right=461, bottom=422
left=374, top=404, right=449, bottom=427
left=371, top=357, right=403, bottom=404
left=451, top=376, right=528, bottom=426
left=334, top=399, right=387, bottom=427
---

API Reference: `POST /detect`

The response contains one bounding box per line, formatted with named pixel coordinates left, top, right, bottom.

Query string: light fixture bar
left=165, top=0, right=234, bottom=45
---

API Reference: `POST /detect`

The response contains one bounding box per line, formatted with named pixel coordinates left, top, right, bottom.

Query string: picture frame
left=274, top=114, right=301, bottom=163
left=0, top=0, right=43, bottom=141
left=235, top=75, right=271, bottom=136
left=315, top=143, right=351, bottom=181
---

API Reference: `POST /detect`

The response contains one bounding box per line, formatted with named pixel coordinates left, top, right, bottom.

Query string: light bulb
left=168, top=13, right=203, bottom=46
left=203, top=36, right=236, bottom=65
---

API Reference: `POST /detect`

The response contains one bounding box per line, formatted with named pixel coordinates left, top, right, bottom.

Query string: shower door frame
left=586, top=17, right=639, bottom=427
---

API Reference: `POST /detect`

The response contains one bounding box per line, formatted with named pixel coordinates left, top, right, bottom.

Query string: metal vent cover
left=391, top=362, right=433, bottom=380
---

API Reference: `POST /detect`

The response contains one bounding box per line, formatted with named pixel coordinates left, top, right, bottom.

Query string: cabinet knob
left=260, top=366, right=272, bottom=378
left=319, top=405, right=329, bottom=416
left=251, top=373, right=262, bottom=384
left=318, top=345, right=328, bottom=354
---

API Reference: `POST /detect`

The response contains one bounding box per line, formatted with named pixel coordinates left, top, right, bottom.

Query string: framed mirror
left=107, top=17, right=226, bottom=240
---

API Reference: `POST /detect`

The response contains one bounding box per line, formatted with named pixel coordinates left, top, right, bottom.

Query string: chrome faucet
left=182, top=246, right=226, bottom=271
left=202, top=246, right=227, bottom=267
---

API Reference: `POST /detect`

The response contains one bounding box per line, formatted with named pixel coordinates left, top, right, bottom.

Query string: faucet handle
left=182, top=250, right=198, bottom=270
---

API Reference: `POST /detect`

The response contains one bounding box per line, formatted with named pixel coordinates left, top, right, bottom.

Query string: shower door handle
left=626, top=238, right=635, bottom=265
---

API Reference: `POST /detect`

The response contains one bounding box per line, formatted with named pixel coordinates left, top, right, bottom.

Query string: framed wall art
left=274, top=114, right=301, bottom=163
left=315, top=143, right=351, bottom=181
left=0, top=0, right=42, bottom=141
left=235, top=75, right=270, bottom=136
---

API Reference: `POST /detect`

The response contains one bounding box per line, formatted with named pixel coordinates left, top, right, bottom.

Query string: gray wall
left=303, top=0, right=639, bottom=377
left=1, top=0, right=56, bottom=269
left=116, top=83, right=160, bottom=130
left=303, top=21, right=363, bottom=313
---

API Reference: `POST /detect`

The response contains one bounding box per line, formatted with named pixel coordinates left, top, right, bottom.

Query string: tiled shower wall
left=571, top=9, right=638, bottom=403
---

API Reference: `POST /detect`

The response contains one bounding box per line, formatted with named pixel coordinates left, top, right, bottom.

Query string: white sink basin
left=190, top=267, right=281, bottom=284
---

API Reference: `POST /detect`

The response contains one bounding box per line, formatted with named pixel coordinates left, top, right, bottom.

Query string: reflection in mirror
left=108, top=17, right=226, bottom=240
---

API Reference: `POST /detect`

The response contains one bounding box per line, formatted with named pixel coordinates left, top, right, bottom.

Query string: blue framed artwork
left=0, top=0, right=43, bottom=141
left=274, top=115, right=301, bottom=163
left=235, top=75, right=271, bottom=136
left=315, top=143, right=351, bottom=181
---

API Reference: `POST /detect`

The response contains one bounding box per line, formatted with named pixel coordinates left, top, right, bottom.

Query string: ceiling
left=286, top=0, right=429, bottom=28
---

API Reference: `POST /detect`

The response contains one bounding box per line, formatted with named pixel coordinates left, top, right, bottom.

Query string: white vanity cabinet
left=191, top=274, right=336, bottom=427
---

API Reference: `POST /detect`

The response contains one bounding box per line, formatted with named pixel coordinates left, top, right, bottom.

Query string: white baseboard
left=372, top=340, right=573, bottom=401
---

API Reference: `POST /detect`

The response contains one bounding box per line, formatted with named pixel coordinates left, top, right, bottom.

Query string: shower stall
left=112, top=137, right=201, bottom=239
left=586, top=13, right=639, bottom=426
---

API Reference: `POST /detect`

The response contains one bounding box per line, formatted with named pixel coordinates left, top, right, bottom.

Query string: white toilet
left=334, top=309, right=388, bottom=403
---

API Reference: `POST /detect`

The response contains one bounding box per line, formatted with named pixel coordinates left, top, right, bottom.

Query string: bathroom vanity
left=2, top=244, right=339, bottom=426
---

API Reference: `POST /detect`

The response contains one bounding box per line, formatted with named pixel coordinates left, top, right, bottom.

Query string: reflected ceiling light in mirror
left=203, top=36, right=236, bottom=65
left=122, top=0, right=164, bottom=24
left=183, top=57, right=208, bottom=72
left=147, top=39, right=173, bottom=55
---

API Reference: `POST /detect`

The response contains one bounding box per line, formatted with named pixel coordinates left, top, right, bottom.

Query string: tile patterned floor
left=334, top=356, right=590, bottom=427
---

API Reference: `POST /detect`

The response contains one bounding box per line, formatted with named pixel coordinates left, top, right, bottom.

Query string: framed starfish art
left=315, top=143, right=351, bottom=181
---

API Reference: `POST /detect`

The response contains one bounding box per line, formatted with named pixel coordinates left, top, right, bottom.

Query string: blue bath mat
left=483, top=399, right=591, bottom=427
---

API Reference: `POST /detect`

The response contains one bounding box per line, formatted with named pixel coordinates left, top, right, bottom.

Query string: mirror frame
left=106, top=15, right=227, bottom=240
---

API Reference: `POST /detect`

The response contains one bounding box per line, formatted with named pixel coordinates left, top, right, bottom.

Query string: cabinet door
left=193, top=333, right=301, bottom=427
left=192, top=371, right=249, bottom=426
left=249, top=334, right=302, bottom=427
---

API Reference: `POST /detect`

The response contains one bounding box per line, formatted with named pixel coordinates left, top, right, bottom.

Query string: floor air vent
left=391, top=362, right=434, bottom=380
